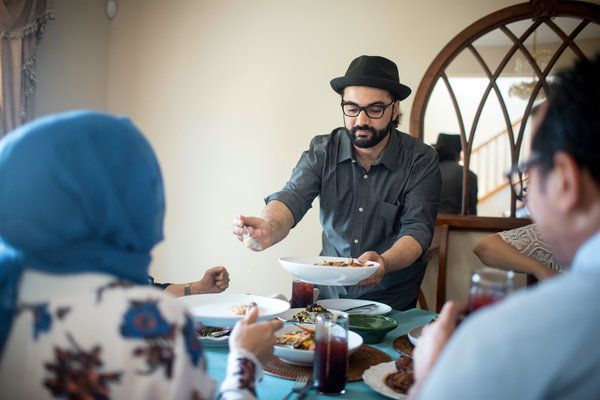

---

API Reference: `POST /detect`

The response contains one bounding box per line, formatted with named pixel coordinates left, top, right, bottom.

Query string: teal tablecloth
left=205, top=308, right=436, bottom=399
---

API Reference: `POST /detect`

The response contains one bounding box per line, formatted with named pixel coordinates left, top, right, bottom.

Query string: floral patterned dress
left=0, top=271, right=258, bottom=399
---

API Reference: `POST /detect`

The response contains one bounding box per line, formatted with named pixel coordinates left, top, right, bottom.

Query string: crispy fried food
left=275, top=330, right=315, bottom=350
left=385, top=356, right=414, bottom=394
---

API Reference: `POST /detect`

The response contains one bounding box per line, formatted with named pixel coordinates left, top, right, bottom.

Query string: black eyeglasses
left=506, top=153, right=543, bottom=201
left=341, top=100, right=395, bottom=119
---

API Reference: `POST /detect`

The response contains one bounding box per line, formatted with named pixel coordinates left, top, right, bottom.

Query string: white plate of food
left=363, top=358, right=413, bottom=399
left=274, top=323, right=363, bottom=366
left=314, top=298, right=392, bottom=315
left=177, top=293, right=290, bottom=328
left=277, top=303, right=345, bottom=324
left=278, top=256, right=381, bottom=286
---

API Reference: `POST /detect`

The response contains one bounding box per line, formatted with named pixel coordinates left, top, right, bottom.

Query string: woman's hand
left=228, top=306, right=283, bottom=363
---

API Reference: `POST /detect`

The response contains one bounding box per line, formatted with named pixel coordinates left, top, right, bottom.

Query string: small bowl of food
left=274, top=324, right=363, bottom=366
left=278, top=256, right=380, bottom=286
left=348, top=314, right=399, bottom=344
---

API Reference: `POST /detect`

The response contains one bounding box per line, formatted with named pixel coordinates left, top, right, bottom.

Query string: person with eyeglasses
left=232, top=55, right=441, bottom=311
left=409, top=55, right=600, bottom=400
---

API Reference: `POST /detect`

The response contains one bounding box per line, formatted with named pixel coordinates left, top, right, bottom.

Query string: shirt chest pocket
left=376, top=200, right=401, bottom=235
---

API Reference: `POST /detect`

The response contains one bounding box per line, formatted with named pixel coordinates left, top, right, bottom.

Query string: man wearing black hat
left=434, top=133, right=478, bottom=215
left=232, top=55, right=441, bottom=310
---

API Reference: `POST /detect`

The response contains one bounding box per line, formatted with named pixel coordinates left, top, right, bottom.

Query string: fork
left=282, top=376, right=308, bottom=400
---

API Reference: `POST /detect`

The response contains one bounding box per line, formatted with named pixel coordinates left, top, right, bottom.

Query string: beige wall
left=36, top=0, right=532, bottom=300
left=35, top=0, right=109, bottom=116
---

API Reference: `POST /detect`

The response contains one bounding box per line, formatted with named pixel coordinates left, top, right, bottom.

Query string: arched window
left=410, top=0, right=599, bottom=217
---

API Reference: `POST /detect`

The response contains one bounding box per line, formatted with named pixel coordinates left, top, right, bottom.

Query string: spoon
left=209, top=328, right=231, bottom=338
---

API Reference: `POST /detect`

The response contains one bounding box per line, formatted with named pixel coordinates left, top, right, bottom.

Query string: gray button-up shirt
left=266, top=128, right=440, bottom=310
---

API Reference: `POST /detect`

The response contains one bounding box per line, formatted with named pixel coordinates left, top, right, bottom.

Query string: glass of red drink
left=313, top=312, right=349, bottom=395
left=291, top=279, right=314, bottom=308
left=467, top=268, right=514, bottom=315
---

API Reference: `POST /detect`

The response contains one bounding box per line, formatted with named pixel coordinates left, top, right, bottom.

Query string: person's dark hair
left=531, top=54, right=600, bottom=188
left=435, top=144, right=460, bottom=162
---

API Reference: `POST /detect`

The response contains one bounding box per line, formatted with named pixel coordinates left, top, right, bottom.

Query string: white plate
left=362, top=361, right=407, bottom=399
left=278, top=256, right=380, bottom=286
left=274, top=324, right=363, bottom=366
left=177, top=293, right=290, bottom=328
left=278, top=307, right=345, bottom=324
left=408, top=326, right=423, bottom=346
left=314, top=299, right=392, bottom=315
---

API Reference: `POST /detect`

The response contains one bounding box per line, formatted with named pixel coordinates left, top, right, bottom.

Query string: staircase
left=467, top=117, right=531, bottom=202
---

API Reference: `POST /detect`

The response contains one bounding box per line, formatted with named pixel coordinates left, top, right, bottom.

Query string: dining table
left=204, top=308, right=436, bottom=399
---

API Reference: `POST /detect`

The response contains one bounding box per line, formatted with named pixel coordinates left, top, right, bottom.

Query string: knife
left=294, top=378, right=313, bottom=399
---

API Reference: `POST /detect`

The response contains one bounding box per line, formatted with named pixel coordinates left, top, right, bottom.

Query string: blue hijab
left=0, top=111, right=165, bottom=354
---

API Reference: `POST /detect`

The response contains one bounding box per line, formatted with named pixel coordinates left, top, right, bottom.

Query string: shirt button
left=363, top=174, right=368, bottom=179
left=353, top=239, right=359, bottom=244
left=358, top=207, right=364, bottom=212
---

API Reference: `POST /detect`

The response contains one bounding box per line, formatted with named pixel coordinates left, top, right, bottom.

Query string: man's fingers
left=268, top=318, right=284, bottom=331
left=437, top=301, right=465, bottom=326
left=243, top=304, right=259, bottom=324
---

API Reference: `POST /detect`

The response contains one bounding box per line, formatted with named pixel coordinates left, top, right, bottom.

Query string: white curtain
left=0, top=0, right=53, bottom=138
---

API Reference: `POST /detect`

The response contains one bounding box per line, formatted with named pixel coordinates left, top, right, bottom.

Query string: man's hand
left=231, top=215, right=274, bottom=252
left=357, top=251, right=386, bottom=286
left=193, top=266, right=230, bottom=294
left=409, top=301, right=465, bottom=398
left=229, top=305, right=284, bottom=363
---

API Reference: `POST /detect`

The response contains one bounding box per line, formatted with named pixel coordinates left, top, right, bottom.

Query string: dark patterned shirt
left=266, top=128, right=440, bottom=309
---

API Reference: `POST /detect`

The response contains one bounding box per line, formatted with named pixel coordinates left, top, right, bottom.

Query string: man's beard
left=347, top=120, right=392, bottom=148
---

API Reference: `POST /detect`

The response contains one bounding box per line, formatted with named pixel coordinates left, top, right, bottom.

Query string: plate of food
left=362, top=356, right=414, bottom=399
left=196, top=326, right=231, bottom=347
left=274, top=323, right=363, bottom=365
left=277, top=303, right=345, bottom=324
left=278, top=256, right=381, bottom=285
left=177, top=293, right=290, bottom=328
left=314, top=298, right=392, bottom=315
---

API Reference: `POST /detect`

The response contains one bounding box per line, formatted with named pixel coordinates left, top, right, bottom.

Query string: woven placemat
left=263, top=344, right=392, bottom=381
left=392, top=335, right=414, bottom=357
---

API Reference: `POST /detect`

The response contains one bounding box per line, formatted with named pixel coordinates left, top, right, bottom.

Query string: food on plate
left=196, top=326, right=231, bottom=338
left=230, top=301, right=257, bottom=315
left=275, top=329, right=315, bottom=350
left=315, top=258, right=369, bottom=267
left=291, top=303, right=330, bottom=323
left=306, top=303, right=328, bottom=313
left=384, top=356, right=414, bottom=394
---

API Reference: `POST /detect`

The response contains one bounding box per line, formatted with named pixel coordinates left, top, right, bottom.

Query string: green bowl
left=348, top=314, right=399, bottom=344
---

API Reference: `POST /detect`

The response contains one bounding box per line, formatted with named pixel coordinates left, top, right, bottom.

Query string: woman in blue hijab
left=0, top=111, right=280, bottom=399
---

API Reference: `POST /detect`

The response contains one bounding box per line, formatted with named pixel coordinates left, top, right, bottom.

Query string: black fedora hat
left=330, top=55, right=412, bottom=101
left=434, top=133, right=462, bottom=154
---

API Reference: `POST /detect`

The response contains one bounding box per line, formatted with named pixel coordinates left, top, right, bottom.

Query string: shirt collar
left=571, top=230, right=600, bottom=274
left=338, top=129, right=353, bottom=163
left=337, top=128, right=401, bottom=171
